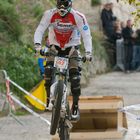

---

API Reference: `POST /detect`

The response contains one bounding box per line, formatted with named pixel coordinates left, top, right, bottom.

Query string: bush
left=0, top=43, right=41, bottom=97
left=32, top=3, right=44, bottom=20
left=0, top=0, right=43, bottom=99
left=91, top=0, right=101, bottom=6
left=0, top=1, right=22, bottom=41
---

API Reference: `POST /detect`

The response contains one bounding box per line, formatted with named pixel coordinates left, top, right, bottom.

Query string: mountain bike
left=40, top=50, right=84, bottom=140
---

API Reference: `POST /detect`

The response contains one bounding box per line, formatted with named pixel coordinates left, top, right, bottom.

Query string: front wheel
left=59, top=118, right=70, bottom=140
left=50, top=80, right=64, bottom=135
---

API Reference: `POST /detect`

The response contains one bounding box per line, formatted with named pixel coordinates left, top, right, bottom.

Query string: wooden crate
left=52, top=96, right=127, bottom=140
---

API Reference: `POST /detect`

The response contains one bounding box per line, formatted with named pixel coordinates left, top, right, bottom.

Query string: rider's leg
left=69, top=68, right=81, bottom=105
left=44, top=62, right=53, bottom=107
left=44, top=46, right=57, bottom=107
left=69, top=49, right=81, bottom=120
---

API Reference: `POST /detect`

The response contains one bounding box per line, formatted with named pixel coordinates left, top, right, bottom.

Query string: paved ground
left=82, top=72, right=140, bottom=106
left=0, top=72, right=140, bottom=140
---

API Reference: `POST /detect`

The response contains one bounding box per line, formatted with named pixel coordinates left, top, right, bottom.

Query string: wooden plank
left=68, top=96, right=123, bottom=101
left=79, top=102, right=123, bottom=110
left=70, top=131, right=123, bottom=140
left=123, top=113, right=128, bottom=128
left=69, top=101, right=123, bottom=110
left=117, top=111, right=123, bottom=130
left=52, top=131, right=124, bottom=140
left=69, top=96, right=124, bottom=110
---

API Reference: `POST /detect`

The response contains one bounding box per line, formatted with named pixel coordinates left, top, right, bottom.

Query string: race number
left=54, top=57, right=69, bottom=70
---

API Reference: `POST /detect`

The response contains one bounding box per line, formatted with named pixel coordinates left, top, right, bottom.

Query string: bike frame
left=50, top=56, right=69, bottom=109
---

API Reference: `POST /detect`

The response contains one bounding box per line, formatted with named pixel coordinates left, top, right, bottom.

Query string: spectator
left=122, top=19, right=134, bottom=72
left=101, top=2, right=117, bottom=40
left=120, top=21, right=126, bottom=30
left=132, top=29, right=140, bottom=70
left=112, top=20, right=123, bottom=44
left=111, top=20, right=123, bottom=67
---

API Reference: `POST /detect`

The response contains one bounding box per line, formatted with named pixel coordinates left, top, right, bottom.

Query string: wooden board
left=69, top=96, right=124, bottom=110
left=52, top=130, right=124, bottom=140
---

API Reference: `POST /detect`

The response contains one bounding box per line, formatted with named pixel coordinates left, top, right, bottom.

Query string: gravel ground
left=0, top=72, right=140, bottom=140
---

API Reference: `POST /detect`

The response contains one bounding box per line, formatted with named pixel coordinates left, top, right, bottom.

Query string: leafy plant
left=0, top=0, right=22, bottom=41
left=0, top=43, right=41, bottom=98
left=91, top=0, right=101, bottom=6
left=32, top=3, right=44, bottom=20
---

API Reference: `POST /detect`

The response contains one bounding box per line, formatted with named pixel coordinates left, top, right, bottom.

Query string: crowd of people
left=101, top=2, right=140, bottom=73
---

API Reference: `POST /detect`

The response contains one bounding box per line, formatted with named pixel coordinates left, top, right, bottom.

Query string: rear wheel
left=50, top=80, right=64, bottom=135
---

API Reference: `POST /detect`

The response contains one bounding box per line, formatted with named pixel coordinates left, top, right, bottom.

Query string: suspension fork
left=58, top=74, right=68, bottom=113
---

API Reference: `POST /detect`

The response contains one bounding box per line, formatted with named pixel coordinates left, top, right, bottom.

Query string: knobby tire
left=59, top=118, right=70, bottom=140
left=50, top=80, right=64, bottom=135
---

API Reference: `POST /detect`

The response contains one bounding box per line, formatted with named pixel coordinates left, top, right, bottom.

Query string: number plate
left=54, top=57, right=69, bottom=70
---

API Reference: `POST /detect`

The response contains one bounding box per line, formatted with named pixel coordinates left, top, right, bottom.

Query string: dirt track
left=0, top=72, right=140, bottom=140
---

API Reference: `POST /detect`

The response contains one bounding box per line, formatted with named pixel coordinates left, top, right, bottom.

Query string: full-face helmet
left=56, top=0, right=72, bottom=17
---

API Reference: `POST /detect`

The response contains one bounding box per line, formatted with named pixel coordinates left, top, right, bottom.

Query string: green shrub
left=0, top=0, right=22, bottom=41
left=92, top=31, right=110, bottom=67
left=91, top=0, right=101, bottom=6
left=32, top=3, right=44, bottom=20
left=0, top=43, right=41, bottom=97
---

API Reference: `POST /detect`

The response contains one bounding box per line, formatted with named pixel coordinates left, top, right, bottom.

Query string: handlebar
left=39, top=50, right=86, bottom=62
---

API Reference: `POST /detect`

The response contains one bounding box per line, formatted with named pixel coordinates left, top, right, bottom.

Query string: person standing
left=132, top=29, right=140, bottom=70
left=101, top=2, right=117, bottom=41
left=122, top=19, right=134, bottom=72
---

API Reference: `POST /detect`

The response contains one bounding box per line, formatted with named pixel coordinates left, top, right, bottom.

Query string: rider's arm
left=74, top=11, right=93, bottom=53
left=34, top=10, right=52, bottom=45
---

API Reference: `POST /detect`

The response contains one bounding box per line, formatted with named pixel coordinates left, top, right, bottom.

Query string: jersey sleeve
left=34, top=10, right=52, bottom=45
left=74, top=11, right=93, bottom=53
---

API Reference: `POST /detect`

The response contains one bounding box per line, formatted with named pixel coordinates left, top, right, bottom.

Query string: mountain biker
left=34, top=0, right=93, bottom=120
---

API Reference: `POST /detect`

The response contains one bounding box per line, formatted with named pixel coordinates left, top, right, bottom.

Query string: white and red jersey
left=34, top=8, right=92, bottom=53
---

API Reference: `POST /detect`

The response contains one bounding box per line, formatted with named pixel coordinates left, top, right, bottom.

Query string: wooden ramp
left=52, top=96, right=127, bottom=140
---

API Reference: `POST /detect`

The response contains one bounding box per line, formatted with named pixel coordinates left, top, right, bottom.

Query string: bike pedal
left=70, top=116, right=80, bottom=123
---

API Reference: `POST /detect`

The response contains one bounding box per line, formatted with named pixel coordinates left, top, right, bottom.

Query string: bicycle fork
left=60, top=83, right=73, bottom=130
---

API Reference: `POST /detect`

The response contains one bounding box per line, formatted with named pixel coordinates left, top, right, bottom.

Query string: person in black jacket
left=122, top=19, right=134, bottom=72
left=132, top=29, right=140, bottom=70
left=101, top=2, right=117, bottom=40
left=111, top=21, right=123, bottom=44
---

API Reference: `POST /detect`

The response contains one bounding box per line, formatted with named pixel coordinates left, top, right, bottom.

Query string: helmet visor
left=57, top=1, right=69, bottom=9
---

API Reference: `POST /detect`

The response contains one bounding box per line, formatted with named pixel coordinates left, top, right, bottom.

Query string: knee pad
left=44, top=62, right=53, bottom=87
left=69, top=68, right=81, bottom=96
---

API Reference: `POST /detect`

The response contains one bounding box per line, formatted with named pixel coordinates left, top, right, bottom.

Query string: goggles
left=57, top=1, right=70, bottom=9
